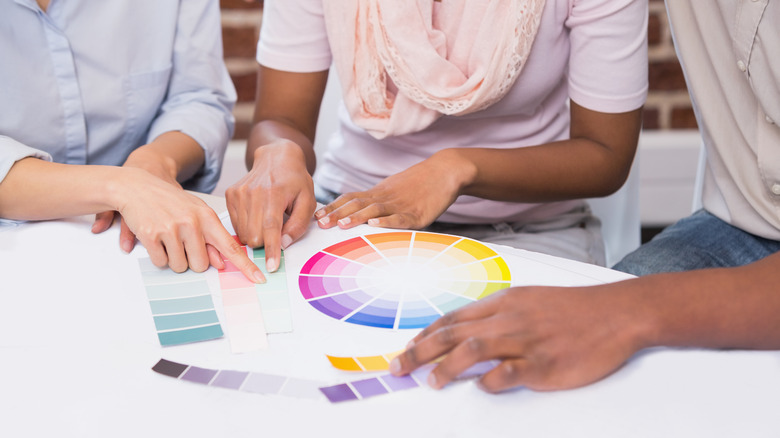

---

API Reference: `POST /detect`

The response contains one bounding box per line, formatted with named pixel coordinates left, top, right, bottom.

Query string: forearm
left=443, top=138, right=629, bottom=203
left=0, top=158, right=127, bottom=220
left=622, top=251, right=780, bottom=351
left=441, top=104, right=641, bottom=203
left=129, top=131, right=206, bottom=183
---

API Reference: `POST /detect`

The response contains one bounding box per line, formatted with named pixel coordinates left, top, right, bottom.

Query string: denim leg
left=613, top=209, right=780, bottom=276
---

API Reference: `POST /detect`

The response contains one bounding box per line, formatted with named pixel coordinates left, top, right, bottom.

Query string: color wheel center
left=375, top=263, right=437, bottom=297
left=299, top=231, right=512, bottom=329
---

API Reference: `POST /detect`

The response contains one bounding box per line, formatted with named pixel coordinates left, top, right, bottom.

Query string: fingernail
left=406, top=339, right=415, bottom=349
left=267, top=258, right=278, bottom=273
left=476, top=380, right=488, bottom=392
left=427, top=373, right=438, bottom=389
left=338, top=217, right=351, bottom=227
left=319, top=216, right=330, bottom=226
left=314, top=209, right=325, bottom=219
left=389, top=358, right=401, bottom=374
left=253, top=270, right=266, bottom=284
left=120, top=240, right=133, bottom=253
left=368, top=218, right=379, bottom=227
left=280, top=234, right=292, bottom=249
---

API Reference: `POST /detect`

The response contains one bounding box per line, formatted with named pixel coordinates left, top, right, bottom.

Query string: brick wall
left=645, top=0, right=696, bottom=130
left=220, top=0, right=695, bottom=140
left=220, top=0, right=262, bottom=140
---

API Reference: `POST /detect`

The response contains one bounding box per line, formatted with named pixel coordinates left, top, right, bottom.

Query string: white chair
left=587, top=156, right=641, bottom=267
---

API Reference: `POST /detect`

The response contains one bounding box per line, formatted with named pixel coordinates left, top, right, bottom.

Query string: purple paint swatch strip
left=352, top=378, right=388, bottom=398
left=151, top=359, right=324, bottom=400
left=181, top=366, right=218, bottom=384
left=319, top=361, right=499, bottom=404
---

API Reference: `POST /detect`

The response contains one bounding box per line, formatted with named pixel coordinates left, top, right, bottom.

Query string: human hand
left=92, top=143, right=183, bottom=252
left=226, top=140, right=316, bottom=272
left=108, top=167, right=265, bottom=282
left=389, top=285, right=649, bottom=392
left=314, top=149, right=472, bottom=230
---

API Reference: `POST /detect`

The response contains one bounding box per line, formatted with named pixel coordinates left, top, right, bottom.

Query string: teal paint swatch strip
left=145, top=280, right=210, bottom=300
left=253, top=248, right=293, bottom=333
left=138, top=258, right=223, bottom=346
left=153, top=310, right=220, bottom=331
left=149, top=294, right=215, bottom=315
left=157, top=324, right=224, bottom=346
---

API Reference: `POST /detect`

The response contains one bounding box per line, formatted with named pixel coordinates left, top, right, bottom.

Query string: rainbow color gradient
left=299, top=232, right=511, bottom=329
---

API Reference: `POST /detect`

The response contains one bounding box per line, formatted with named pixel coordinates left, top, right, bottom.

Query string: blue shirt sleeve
left=147, top=0, right=237, bottom=193
left=0, top=135, right=53, bottom=185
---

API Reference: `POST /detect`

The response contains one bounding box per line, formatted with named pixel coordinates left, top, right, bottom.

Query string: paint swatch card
left=152, top=359, right=324, bottom=400
left=326, top=350, right=403, bottom=372
left=138, top=258, right=223, bottom=346
left=252, top=247, right=293, bottom=333
left=319, top=361, right=499, bottom=403
left=299, top=232, right=511, bottom=329
left=218, top=245, right=268, bottom=353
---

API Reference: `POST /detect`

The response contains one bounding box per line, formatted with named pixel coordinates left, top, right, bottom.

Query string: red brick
left=230, top=70, right=258, bottom=102
left=648, top=12, right=662, bottom=47
left=223, top=26, right=258, bottom=59
left=220, top=0, right=262, bottom=9
left=642, top=107, right=660, bottom=130
left=649, top=61, right=688, bottom=91
left=670, top=106, right=698, bottom=129
left=232, top=120, right=253, bottom=140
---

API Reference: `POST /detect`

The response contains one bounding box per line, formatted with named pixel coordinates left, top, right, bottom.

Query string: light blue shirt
left=0, top=0, right=236, bottom=194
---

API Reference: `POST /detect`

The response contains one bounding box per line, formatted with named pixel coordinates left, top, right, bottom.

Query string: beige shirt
left=667, top=0, right=780, bottom=240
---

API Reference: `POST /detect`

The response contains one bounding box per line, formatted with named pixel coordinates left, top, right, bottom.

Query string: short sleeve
left=0, top=135, right=53, bottom=185
left=566, top=0, right=648, bottom=113
left=257, top=0, right=333, bottom=73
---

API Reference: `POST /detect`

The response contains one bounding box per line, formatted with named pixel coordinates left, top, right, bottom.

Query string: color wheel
left=299, top=231, right=511, bottom=329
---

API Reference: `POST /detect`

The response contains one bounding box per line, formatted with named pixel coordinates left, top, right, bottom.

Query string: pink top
left=257, top=0, right=648, bottom=224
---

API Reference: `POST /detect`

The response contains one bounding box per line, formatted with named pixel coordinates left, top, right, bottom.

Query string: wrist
left=431, top=148, right=478, bottom=197
left=251, top=139, right=308, bottom=172
left=101, top=166, right=131, bottom=212
left=126, top=146, right=178, bottom=182
left=606, top=279, right=665, bottom=352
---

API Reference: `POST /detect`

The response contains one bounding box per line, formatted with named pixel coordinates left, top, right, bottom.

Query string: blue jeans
left=613, top=209, right=780, bottom=276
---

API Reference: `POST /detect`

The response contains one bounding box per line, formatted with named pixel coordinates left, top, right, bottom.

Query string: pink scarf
left=322, top=0, right=547, bottom=139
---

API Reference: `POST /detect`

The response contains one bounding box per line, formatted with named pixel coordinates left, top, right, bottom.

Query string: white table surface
left=1, top=205, right=779, bottom=437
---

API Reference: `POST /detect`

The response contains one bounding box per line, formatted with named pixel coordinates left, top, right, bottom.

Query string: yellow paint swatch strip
left=326, top=350, right=404, bottom=372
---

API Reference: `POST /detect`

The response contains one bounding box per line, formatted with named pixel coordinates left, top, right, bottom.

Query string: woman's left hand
left=315, top=149, right=475, bottom=230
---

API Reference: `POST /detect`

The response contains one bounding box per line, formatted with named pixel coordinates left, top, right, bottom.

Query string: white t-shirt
left=258, top=0, right=648, bottom=223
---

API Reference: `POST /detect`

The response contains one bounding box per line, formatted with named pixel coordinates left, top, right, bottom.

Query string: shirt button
left=772, top=184, right=780, bottom=196
left=737, top=60, right=747, bottom=71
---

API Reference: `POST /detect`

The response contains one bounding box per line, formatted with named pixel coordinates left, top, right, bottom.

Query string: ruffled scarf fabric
left=322, top=0, right=547, bottom=139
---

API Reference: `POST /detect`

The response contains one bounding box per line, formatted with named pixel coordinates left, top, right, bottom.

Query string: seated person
left=0, top=0, right=263, bottom=283
left=226, top=0, right=648, bottom=274
left=390, top=0, right=780, bottom=393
